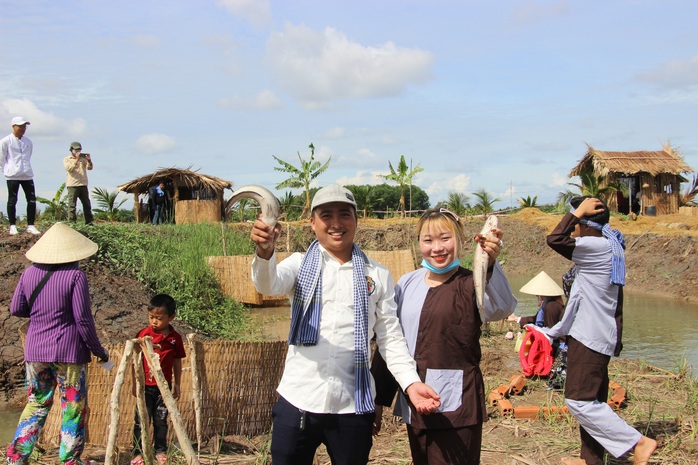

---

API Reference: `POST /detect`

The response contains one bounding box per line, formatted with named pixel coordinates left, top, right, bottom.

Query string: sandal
left=130, top=457, right=145, bottom=465
left=156, top=454, right=168, bottom=465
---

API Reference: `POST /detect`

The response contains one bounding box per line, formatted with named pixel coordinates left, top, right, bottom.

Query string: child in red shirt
left=131, top=294, right=186, bottom=465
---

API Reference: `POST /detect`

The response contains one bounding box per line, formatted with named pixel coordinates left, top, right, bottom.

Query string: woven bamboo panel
left=40, top=339, right=287, bottom=449
left=363, top=249, right=416, bottom=285
left=679, top=206, right=698, bottom=216
left=207, top=250, right=415, bottom=305
left=175, top=200, right=222, bottom=224
left=207, top=253, right=291, bottom=305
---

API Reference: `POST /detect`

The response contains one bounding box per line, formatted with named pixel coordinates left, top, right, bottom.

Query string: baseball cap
left=311, top=185, right=357, bottom=211
left=70, top=141, right=82, bottom=150
left=11, top=116, right=30, bottom=126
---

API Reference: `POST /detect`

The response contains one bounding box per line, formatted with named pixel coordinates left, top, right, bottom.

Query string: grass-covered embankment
left=75, top=222, right=256, bottom=339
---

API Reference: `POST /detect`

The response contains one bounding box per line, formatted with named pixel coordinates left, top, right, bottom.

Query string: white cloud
left=132, top=35, right=161, bottom=48
left=333, top=148, right=384, bottom=169
left=324, top=126, right=345, bottom=139
left=550, top=172, right=569, bottom=188
left=0, top=98, right=86, bottom=140
left=419, top=173, right=472, bottom=204
left=511, top=1, right=569, bottom=25
left=637, top=55, right=698, bottom=88
left=336, top=170, right=384, bottom=186
left=267, top=24, right=434, bottom=107
left=219, top=90, right=283, bottom=109
left=135, top=133, right=177, bottom=155
left=216, top=0, right=271, bottom=27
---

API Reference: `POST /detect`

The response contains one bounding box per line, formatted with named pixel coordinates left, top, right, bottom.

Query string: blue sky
left=1, top=0, right=697, bottom=214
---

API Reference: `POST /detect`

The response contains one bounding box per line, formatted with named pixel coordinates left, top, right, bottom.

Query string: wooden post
left=140, top=337, right=201, bottom=465
left=105, top=340, right=134, bottom=465
left=187, top=333, right=203, bottom=456
left=133, top=344, right=155, bottom=465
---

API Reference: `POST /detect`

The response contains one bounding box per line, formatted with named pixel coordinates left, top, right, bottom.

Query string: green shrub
left=76, top=223, right=256, bottom=339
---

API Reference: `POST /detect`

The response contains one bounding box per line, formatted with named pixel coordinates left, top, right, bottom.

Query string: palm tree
left=445, top=191, right=470, bottom=217
left=558, top=169, right=629, bottom=211
left=37, top=183, right=70, bottom=221
left=349, top=185, right=375, bottom=218
left=518, top=195, right=538, bottom=208
left=472, top=189, right=500, bottom=215
left=379, top=155, right=424, bottom=218
left=273, top=143, right=331, bottom=219
left=278, top=191, right=302, bottom=221
left=92, top=187, right=128, bottom=222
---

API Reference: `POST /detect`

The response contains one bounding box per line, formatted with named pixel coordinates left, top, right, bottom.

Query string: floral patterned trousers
left=5, top=362, right=88, bottom=465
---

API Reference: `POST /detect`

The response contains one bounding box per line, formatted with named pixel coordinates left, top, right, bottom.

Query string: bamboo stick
left=140, top=337, right=201, bottom=465
left=187, top=333, right=203, bottom=456
left=105, top=339, right=134, bottom=465
left=133, top=343, right=155, bottom=465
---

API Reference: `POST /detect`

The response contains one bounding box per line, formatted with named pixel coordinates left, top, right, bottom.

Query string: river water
left=3, top=277, right=696, bottom=444
left=248, top=274, right=698, bottom=376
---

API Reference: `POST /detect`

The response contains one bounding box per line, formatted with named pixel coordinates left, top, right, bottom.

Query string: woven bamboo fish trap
left=207, top=249, right=417, bottom=305
left=39, top=338, right=287, bottom=449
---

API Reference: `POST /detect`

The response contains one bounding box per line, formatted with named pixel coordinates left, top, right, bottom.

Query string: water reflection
left=509, top=274, right=698, bottom=376
left=250, top=275, right=698, bottom=377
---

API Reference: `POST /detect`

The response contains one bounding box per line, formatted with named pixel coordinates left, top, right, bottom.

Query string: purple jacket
left=11, top=262, right=108, bottom=364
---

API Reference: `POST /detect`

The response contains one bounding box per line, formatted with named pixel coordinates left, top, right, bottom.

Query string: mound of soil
left=2, top=211, right=697, bottom=402
left=1, top=211, right=697, bottom=463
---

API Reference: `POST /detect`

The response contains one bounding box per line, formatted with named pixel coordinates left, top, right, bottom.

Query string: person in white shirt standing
left=250, top=184, right=441, bottom=465
left=63, top=141, right=94, bottom=225
left=0, top=117, right=40, bottom=235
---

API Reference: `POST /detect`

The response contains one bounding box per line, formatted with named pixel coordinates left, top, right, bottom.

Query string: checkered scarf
left=288, top=239, right=374, bottom=414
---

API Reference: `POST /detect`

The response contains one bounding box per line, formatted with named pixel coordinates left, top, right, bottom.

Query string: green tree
left=279, top=191, right=303, bottom=221
left=445, top=191, right=470, bottom=217
left=472, top=189, right=500, bottom=215
left=347, top=185, right=375, bottom=218
left=92, top=187, right=129, bottom=222
left=379, top=155, right=424, bottom=217
left=557, top=169, right=629, bottom=211
left=273, top=143, right=331, bottom=219
left=37, top=183, right=70, bottom=221
left=517, top=195, right=538, bottom=208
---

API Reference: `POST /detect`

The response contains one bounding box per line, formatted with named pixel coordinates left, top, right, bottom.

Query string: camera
left=79, top=152, right=89, bottom=158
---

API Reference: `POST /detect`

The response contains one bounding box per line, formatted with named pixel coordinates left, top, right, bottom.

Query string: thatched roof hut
left=569, top=143, right=694, bottom=215
left=118, top=167, right=232, bottom=224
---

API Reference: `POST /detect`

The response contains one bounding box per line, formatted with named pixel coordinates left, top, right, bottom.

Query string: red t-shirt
left=137, top=325, right=186, bottom=386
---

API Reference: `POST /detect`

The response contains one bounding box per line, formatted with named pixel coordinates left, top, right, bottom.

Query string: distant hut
left=118, top=167, right=232, bottom=224
left=569, top=143, right=694, bottom=216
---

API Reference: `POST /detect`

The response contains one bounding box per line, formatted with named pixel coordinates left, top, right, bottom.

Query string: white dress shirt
left=252, top=245, right=421, bottom=414
left=0, top=134, right=34, bottom=180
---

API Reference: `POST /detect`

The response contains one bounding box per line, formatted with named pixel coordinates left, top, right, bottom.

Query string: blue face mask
left=421, top=258, right=461, bottom=274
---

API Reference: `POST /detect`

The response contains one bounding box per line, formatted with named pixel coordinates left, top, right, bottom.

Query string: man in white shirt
left=0, top=117, right=40, bottom=235
left=250, top=184, right=440, bottom=465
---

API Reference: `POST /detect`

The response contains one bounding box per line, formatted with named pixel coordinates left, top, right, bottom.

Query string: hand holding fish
left=250, top=217, right=281, bottom=260
left=406, top=381, right=441, bottom=415
left=474, top=227, right=505, bottom=261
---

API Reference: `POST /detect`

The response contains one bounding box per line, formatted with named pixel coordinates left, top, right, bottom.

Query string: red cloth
left=137, top=325, right=186, bottom=385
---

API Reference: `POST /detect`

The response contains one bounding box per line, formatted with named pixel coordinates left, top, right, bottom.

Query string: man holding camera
left=63, top=141, right=94, bottom=224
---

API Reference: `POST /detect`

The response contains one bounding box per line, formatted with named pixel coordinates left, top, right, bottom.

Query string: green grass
left=74, top=222, right=256, bottom=339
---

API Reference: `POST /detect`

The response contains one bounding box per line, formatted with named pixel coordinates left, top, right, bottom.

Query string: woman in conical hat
left=513, top=271, right=565, bottom=329
left=6, top=222, right=108, bottom=465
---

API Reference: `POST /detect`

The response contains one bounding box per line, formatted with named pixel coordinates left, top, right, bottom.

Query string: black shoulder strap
left=28, top=269, right=56, bottom=311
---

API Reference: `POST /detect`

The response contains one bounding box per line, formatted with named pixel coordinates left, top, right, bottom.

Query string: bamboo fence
left=39, top=338, right=287, bottom=451
left=207, top=249, right=416, bottom=305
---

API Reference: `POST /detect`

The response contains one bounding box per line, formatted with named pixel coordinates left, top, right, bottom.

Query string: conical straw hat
left=519, top=271, right=564, bottom=297
left=25, top=223, right=98, bottom=264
